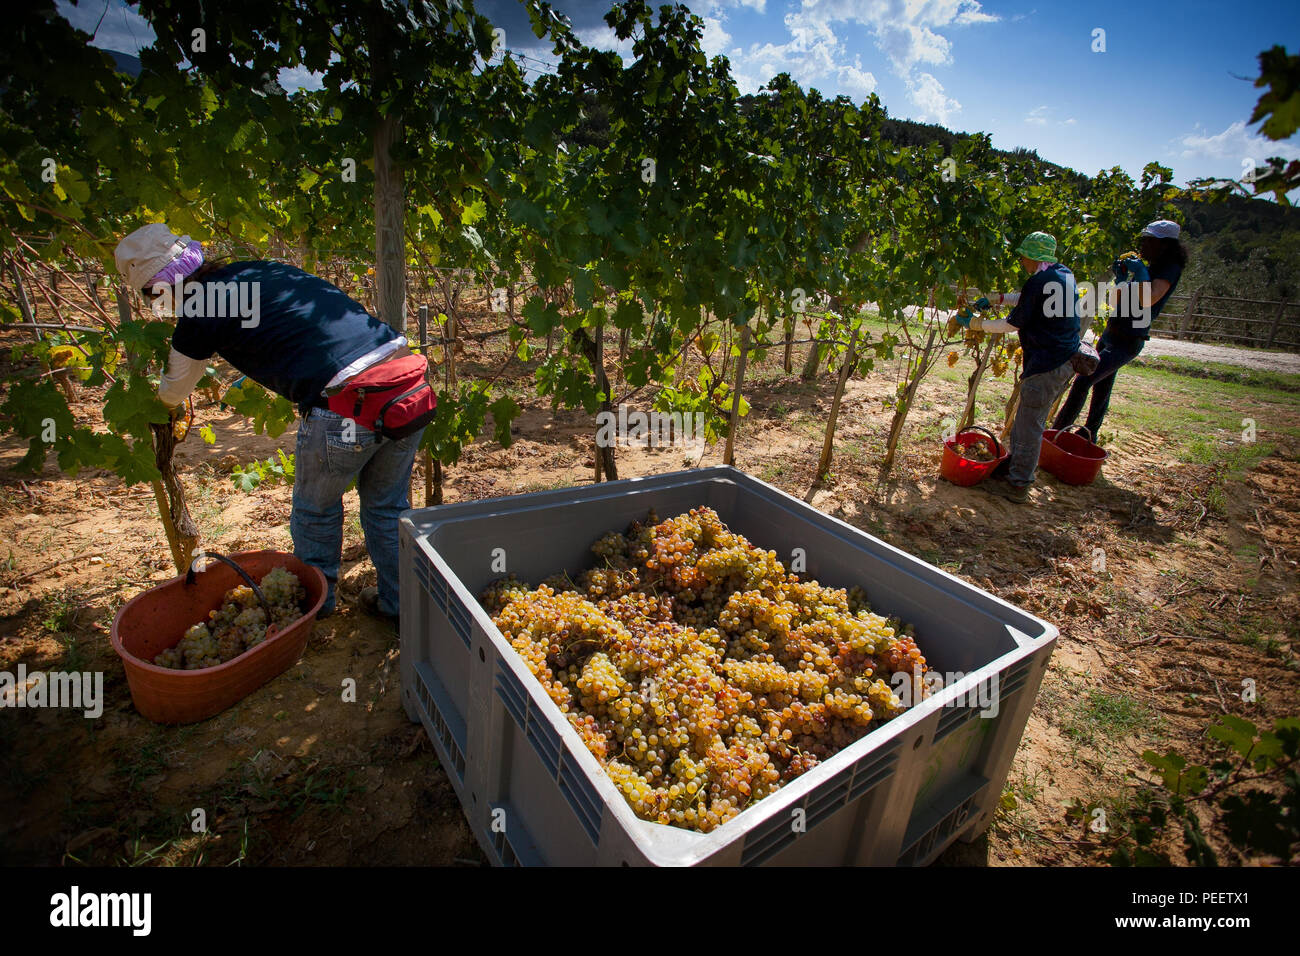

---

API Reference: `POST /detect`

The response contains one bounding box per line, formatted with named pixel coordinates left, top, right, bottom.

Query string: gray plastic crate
left=398, top=466, right=1056, bottom=866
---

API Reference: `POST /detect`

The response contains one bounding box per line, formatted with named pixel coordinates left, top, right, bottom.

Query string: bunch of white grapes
left=153, top=566, right=306, bottom=670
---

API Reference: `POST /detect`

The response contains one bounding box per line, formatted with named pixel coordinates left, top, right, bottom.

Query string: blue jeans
left=1052, top=332, right=1145, bottom=439
left=1009, top=360, right=1076, bottom=487
left=290, top=407, right=424, bottom=616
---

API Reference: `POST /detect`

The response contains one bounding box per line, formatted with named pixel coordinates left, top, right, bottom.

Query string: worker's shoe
left=358, top=586, right=399, bottom=628
left=983, top=477, right=1031, bottom=504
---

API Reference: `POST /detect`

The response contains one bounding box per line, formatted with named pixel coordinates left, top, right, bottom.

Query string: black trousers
left=1052, top=332, right=1145, bottom=438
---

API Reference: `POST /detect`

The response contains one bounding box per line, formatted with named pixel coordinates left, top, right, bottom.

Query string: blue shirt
left=1106, top=260, right=1183, bottom=340
left=170, top=261, right=399, bottom=412
left=1006, top=262, right=1081, bottom=377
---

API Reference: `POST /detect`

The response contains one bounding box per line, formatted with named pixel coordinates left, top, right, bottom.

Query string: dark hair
left=187, top=256, right=234, bottom=282
left=1144, top=236, right=1188, bottom=270
left=141, top=256, right=233, bottom=298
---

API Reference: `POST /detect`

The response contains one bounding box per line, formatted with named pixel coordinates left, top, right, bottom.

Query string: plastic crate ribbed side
left=399, top=466, right=1058, bottom=866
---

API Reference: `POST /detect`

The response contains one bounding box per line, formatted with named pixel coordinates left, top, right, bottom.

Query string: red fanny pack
left=325, top=353, right=436, bottom=441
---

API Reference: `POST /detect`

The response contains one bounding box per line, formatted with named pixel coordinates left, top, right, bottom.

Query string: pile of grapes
left=958, top=442, right=998, bottom=463
left=482, top=507, right=928, bottom=833
left=154, top=567, right=306, bottom=670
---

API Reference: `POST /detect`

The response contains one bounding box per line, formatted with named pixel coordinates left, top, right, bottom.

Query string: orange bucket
left=1039, top=426, right=1107, bottom=485
left=940, top=425, right=1009, bottom=487
left=110, top=551, right=326, bottom=724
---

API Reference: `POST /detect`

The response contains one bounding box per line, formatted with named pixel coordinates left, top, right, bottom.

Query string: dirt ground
left=1, top=307, right=1297, bottom=867
left=1116, top=335, right=1300, bottom=375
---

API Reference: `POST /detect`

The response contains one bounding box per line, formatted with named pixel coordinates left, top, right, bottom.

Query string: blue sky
left=59, top=0, right=1300, bottom=188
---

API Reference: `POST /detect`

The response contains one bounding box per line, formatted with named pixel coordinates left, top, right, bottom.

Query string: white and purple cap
left=1140, top=220, right=1181, bottom=240
left=114, top=223, right=204, bottom=293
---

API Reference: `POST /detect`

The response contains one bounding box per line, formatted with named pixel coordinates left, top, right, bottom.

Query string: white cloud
left=691, top=0, right=767, bottom=16
left=278, top=66, right=325, bottom=93
left=1024, top=106, right=1077, bottom=128
left=1025, top=105, right=1049, bottom=126
left=1178, top=120, right=1300, bottom=164
left=909, top=72, right=960, bottom=125
left=714, top=0, right=994, bottom=113
left=700, top=16, right=732, bottom=58
left=837, top=58, right=878, bottom=99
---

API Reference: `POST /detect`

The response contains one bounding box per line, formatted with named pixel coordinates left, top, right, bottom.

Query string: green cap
left=1015, top=231, right=1057, bottom=262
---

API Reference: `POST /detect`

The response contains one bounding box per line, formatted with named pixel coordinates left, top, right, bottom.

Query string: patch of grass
left=993, top=769, right=1049, bottom=846
left=112, top=734, right=168, bottom=792
left=1117, top=364, right=1300, bottom=441
left=1132, top=354, right=1300, bottom=393
left=41, top=589, right=80, bottom=634
left=119, top=834, right=185, bottom=867
left=56, top=633, right=88, bottom=672
left=286, top=767, right=363, bottom=820
left=1063, top=688, right=1158, bottom=747
left=1178, top=436, right=1276, bottom=477
left=516, top=478, right=571, bottom=494
left=1231, top=613, right=1299, bottom=670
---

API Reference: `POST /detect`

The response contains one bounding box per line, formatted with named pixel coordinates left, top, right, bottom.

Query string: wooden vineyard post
left=373, top=113, right=407, bottom=335
left=418, top=305, right=436, bottom=507
left=1178, top=290, right=1200, bottom=340
left=880, top=322, right=939, bottom=480
left=958, top=337, right=998, bottom=431
left=446, top=309, right=458, bottom=387
left=1267, top=297, right=1287, bottom=349
left=618, top=327, right=628, bottom=382
left=783, top=315, right=794, bottom=373
left=592, top=320, right=617, bottom=482
left=8, top=258, right=69, bottom=400
left=1000, top=378, right=1022, bottom=442
left=115, top=282, right=199, bottom=572
left=724, top=325, right=750, bottom=467
left=800, top=324, right=824, bottom=380
left=815, top=323, right=859, bottom=480
left=594, top=323, right=604, bottom=483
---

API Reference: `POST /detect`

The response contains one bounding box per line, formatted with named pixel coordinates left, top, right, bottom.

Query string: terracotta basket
left=111, top=551, right=326, bottom=724
left=1039, top=426, right=1107, bottom=486
left=939, top=425, right=1009, bottom=487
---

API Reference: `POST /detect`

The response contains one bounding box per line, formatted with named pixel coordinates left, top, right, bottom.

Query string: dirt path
left=1139, top=335, right=1300, bottom=373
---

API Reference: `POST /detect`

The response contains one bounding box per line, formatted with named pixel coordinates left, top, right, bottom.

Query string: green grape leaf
left=1208, top=714, right=1259, bottom=758
left=489, top=395, right=520, bottom=449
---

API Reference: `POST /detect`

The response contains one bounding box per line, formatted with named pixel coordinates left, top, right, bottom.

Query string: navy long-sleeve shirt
left=1006, top=262, right=1081, bottom=377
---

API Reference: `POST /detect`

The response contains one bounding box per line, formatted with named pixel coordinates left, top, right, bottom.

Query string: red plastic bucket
left=940, top=426, right=1009, bottom=487
left=1039, top=426, right=1107, bottom=485
left=110, top=551, right=326, bottom=724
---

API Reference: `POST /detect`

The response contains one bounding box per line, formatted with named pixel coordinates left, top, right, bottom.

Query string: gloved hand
left=954, top=307, right=973, bottom=328
left=1112, top=258, right=1130, bottom=282
left=1125, top=258, right=1150, bottom=283
left=973, top=296, right=992, bottom=312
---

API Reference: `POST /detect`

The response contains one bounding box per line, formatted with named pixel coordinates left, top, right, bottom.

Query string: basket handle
left=185, top=552, right=274, bottom=622
left=953, top=425, right=1003, bottom=458
left=1061, top=424, right=1094, bottom=443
